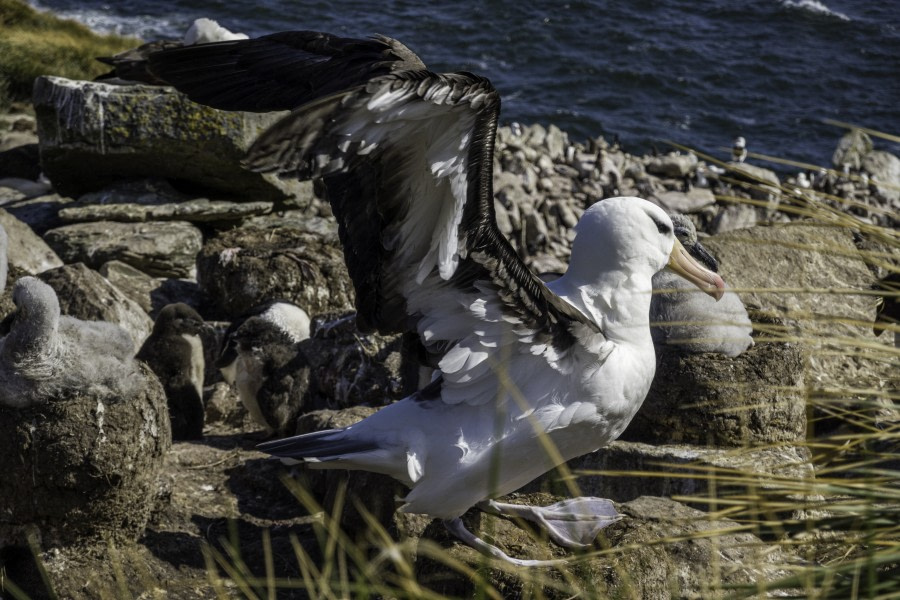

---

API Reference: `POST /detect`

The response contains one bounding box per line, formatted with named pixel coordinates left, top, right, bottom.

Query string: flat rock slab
left=59, top=198, right=273, bottom=224
left=44, top=220, right=202, bottom=278
left=0, top=208, right=63, bottom=273
left=33, top=76, right=311, bottom=205
left=99, top=260, right=201, bottom=317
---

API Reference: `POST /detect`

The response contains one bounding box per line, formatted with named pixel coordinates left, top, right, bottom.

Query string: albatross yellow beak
left=666, top=239, right=726, bottom=301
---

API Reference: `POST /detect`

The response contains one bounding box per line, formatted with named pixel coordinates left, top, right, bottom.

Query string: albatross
left=146, top=31, right=726, bottom=565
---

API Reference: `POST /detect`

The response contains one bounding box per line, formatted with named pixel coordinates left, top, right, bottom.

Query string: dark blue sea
left=28, top=0, right=900, bottom=167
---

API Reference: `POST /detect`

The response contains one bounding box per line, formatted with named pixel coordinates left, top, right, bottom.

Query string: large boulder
left=32, top=76, right=313, bottom=205
left=704, top=224, right=884, bottom=385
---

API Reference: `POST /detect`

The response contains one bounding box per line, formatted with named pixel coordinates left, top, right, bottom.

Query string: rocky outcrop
left=59, top=197, right=273, bottom=224
left=32, top=76, right=313, bottom=205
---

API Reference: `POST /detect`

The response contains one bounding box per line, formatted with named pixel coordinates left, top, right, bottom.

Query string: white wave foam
left=779, top=0, right=851, bottom=21
left=27, top=1, right=187, bottom=40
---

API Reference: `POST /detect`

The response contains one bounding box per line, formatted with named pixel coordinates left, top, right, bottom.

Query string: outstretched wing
left=149, top=34, right=606, bottom=407
left=147, top=31, right=425, bottom=112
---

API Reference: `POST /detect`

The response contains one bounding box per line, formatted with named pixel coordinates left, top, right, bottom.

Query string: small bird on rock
left=732, top=136, right=747, bottom=163
left=137, top=303, right=209, bottom=439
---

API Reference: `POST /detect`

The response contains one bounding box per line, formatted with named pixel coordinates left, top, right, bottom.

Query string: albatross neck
left=551, top=254, right=658, bottom=344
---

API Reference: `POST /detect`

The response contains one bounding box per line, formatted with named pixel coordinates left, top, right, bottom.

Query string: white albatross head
left=569, top=197, right=725, bottom=300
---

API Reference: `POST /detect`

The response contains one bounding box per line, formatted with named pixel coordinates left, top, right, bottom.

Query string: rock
left=0, top=208, right=63, bottom=273
left=59, top=197, right=274, bottom=224
left=32, top=76, right=310, bottom=205
left=0, top=360, right=170, bottom=548
left=544, top=124, right=567, bottom=161
left=415, top=495, right=794, bottom=599
left=832, top=129, right=873, bottom=170
left=526, top=440, right=813, bottom=506
left=623, top=324, right=805, bottom=446
left=204, top=381, right=246, bottom=429
left=98, top=260, right=201, bottom=317
left=0, top=143, right=40, bottom=180
left=2, top=193, right=73, bottom=234
left=725, top=162, right=781, bottom=201
left=861, top=150, right=900, bottom=203
left=654, top=187, right=715, bottom=213
left=646, top=152, right=698, bottom=178
left=709, top=202, right=757, bottom=234
left=38, top=263, right=154, bottom=348
left=0, top=177, right=52, bottom=198
left=702, top=224, right=891, bottom=400
left=44, top=220, right=203, bottom=278
left=196, top=224, right=354, bottom=319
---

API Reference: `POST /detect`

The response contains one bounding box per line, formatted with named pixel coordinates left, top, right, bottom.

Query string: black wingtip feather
left=257, top=427, right=380, bottom=460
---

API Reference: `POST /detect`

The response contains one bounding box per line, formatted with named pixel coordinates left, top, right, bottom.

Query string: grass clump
left=0, top=0, right=137, bottom=104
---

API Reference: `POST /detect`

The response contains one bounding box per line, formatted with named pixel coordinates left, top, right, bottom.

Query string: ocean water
left=27, top=0, right=900, bottom=167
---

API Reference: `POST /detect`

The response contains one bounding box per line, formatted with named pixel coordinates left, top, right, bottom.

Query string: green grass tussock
left=0, top=0, right=137, bottom=105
